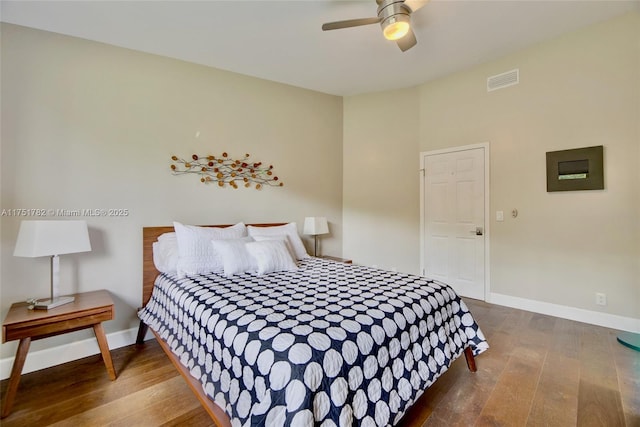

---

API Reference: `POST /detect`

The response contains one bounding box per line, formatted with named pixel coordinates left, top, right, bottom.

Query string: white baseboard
left=0, top=326, right=151, bottom=381
left=489, top=293, right=640, bottom=333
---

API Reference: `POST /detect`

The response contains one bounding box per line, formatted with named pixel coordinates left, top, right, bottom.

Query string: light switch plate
left=496, top=211, right=504, bottom=221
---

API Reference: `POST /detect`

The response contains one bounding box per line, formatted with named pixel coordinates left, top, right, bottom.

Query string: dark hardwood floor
left=1, top=299, right=638, bottom=426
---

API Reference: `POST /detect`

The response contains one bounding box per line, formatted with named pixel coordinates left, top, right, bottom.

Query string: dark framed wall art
left=546, top=145, right=604, bottom=192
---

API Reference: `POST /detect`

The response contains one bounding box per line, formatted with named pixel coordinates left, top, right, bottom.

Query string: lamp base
left=34, top=296, right=75, bottom=310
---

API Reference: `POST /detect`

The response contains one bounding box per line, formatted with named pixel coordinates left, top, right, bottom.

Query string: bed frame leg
left=464, top=347, right=477, bottom=372
left=136, top=321, right=149, bottom=345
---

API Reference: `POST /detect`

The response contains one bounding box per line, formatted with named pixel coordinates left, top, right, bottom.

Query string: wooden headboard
left=142, top=223, right=286, bottom=306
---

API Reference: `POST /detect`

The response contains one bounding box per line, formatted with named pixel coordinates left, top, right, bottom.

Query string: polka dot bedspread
left=138, top=257, right=488, bottom=426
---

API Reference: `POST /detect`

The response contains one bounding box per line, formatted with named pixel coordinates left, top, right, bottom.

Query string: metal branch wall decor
left=170, top=153, right=283, bottom=189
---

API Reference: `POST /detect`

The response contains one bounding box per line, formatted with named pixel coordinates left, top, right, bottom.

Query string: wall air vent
left=487, top=69, right=519, bottom=92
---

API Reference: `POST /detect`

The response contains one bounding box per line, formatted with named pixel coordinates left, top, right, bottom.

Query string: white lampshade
left=14, top=220, right=91, bottom=257
left=303, top=217, right=329, bottom=236
left=14, top=220, right=91, bottom=310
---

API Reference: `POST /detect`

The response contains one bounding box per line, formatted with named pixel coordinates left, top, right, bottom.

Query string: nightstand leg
left=1, top=337, right=31, bottom=418
left=92, top=323, right=116, bottom=380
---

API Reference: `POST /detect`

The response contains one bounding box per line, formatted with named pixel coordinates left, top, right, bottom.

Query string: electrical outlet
left=596, top=293, right=607, bottom=306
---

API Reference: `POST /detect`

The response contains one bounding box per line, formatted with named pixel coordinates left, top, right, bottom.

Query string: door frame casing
left=419, top=142, right=491, bottom=302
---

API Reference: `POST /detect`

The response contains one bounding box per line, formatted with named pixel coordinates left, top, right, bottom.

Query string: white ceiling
left=2, top=1, right=638, bottom=96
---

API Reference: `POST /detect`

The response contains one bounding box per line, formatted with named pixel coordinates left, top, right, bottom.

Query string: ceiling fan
left=322, top=0, right=428, bottom=52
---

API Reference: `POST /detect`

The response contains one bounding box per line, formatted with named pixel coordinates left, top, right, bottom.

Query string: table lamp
left=303, top=217, right=329, bottom=257
left=13, top=220, right=91, bottom=309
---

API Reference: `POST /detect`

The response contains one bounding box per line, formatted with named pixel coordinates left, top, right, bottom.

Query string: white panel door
left=422, top=147, right=486, bottom=300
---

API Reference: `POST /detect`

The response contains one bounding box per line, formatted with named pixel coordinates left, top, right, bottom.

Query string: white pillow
left=158, top=232, right=176, bottom=241
left=174, top=221, right=247, bottom=277
left=152, top=233, right=178, bottom=274
left=247, top=223, right=309, bottom=260
left=250, top=234, right=296, bottom=260
left=211, top=237, right=256, bottom=277
left=245, top=240, right=298, bottom=275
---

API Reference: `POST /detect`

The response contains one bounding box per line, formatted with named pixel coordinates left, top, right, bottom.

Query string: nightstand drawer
left=2, top=290, right=114, bottom=343
left=3, top=308, right=113, bottom=342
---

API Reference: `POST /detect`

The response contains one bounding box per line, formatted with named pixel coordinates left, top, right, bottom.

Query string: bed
left=137, top=223, right=488, bottom=427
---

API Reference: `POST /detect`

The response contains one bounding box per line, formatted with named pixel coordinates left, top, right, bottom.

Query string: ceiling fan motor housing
left=377, top=0, right=411, bottom=40
left=377, top=0, right=411, bottom=19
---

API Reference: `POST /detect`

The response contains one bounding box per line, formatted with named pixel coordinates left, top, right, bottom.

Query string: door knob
left=475, top=227, right=483, bottom=236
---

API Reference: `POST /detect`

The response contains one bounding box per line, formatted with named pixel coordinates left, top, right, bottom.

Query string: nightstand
left=321, top=255, right=353, bottom=264
left=1, top=289, right=116, bottom=418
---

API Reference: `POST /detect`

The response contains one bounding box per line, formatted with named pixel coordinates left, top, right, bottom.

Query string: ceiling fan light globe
left=383, top=20, right=410, bottom=40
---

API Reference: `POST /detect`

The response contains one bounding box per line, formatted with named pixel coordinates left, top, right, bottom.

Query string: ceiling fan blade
left=322, top=17, right=381, bottom=31
left=403, top=0, right=429, bottom=13
left=396, top=27, right=417, bottom=52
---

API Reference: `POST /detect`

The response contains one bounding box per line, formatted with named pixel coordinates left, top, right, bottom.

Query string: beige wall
left=0, top=24, right=343, bottom=359
left=343, top=88, right=420, bottom=274
left=344, top=12, right=639, bottom=321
